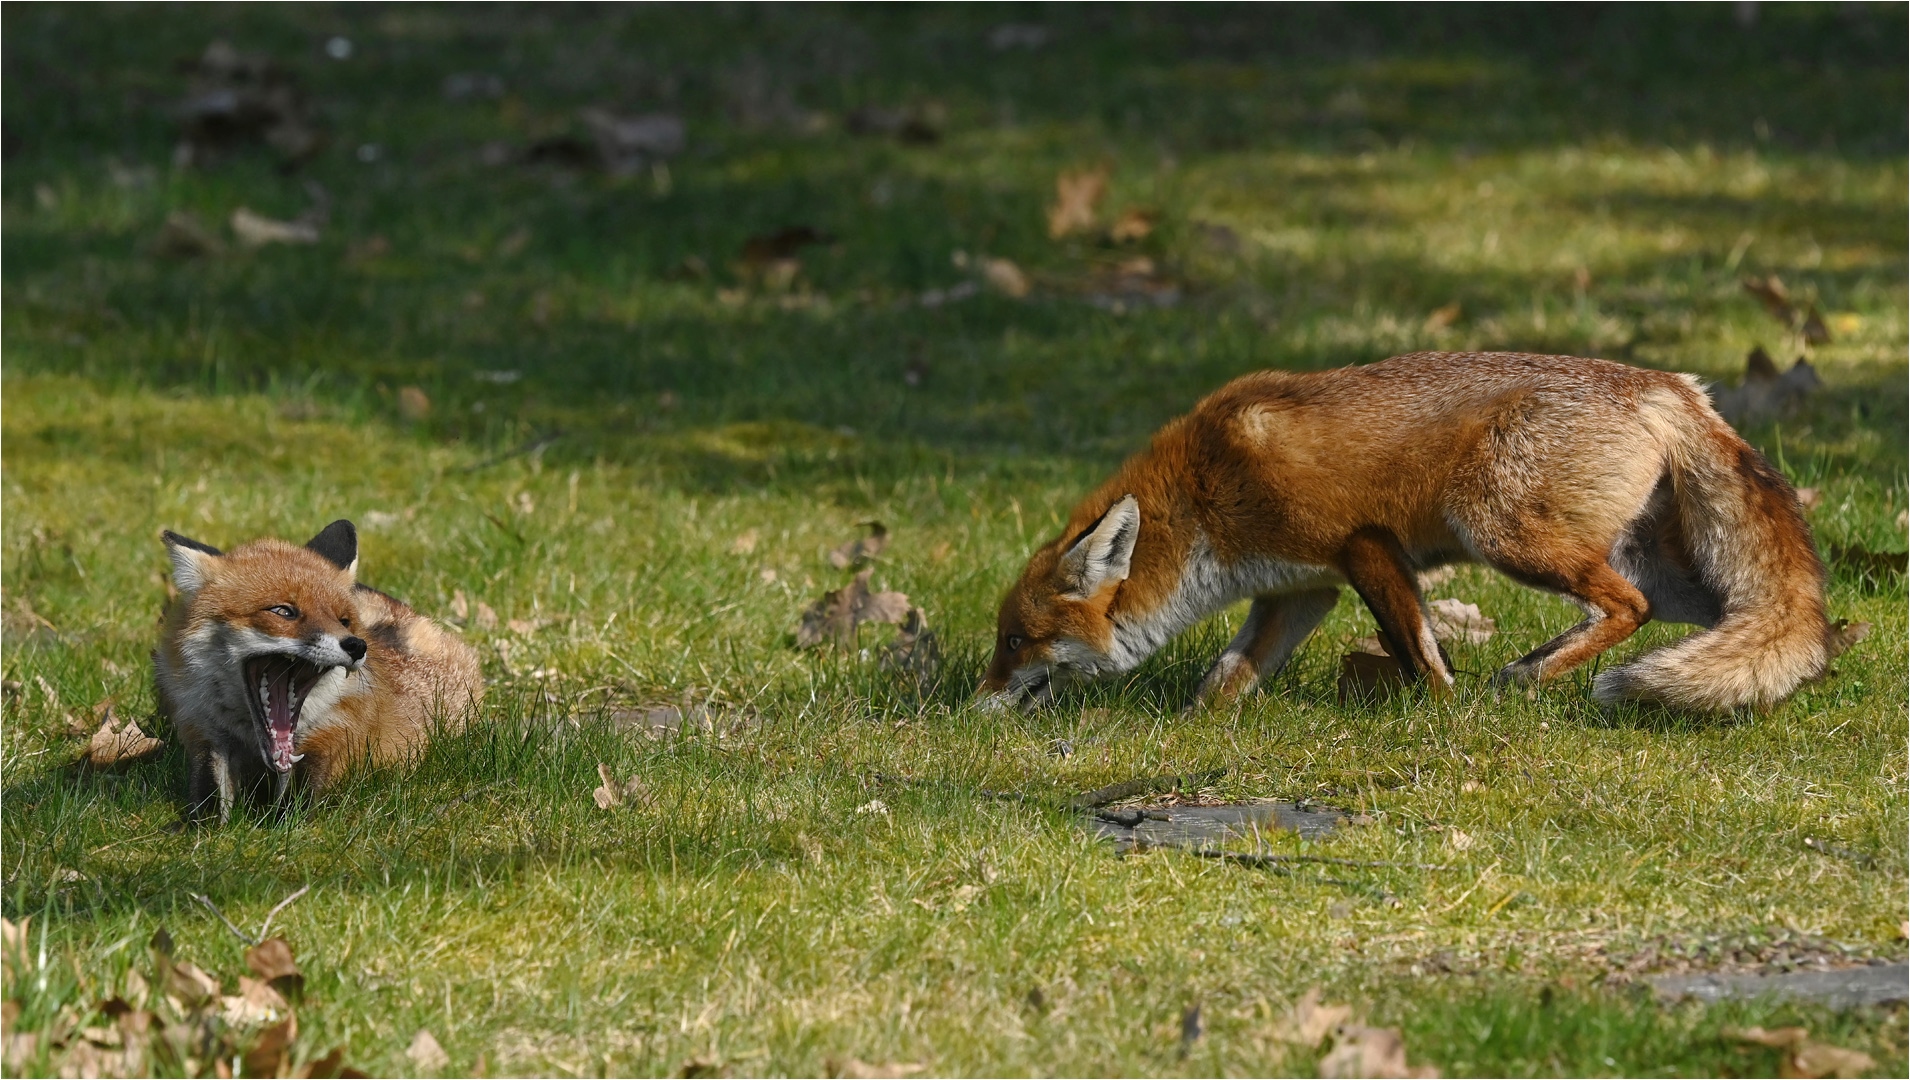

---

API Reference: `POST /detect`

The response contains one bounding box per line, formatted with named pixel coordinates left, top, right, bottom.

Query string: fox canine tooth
left=289, top=753, right=306, bottom=763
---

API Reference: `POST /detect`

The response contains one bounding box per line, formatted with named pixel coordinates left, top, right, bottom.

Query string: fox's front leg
left=1194, top=588, right=1340, bottom=707
left=185, top=742, right=237, bottom=825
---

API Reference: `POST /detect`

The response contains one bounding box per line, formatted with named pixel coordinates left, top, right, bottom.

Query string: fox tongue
left=265, top=664, right=298, bottom=773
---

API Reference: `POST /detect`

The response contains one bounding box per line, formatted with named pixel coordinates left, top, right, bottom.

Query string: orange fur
left=982, top=352, right=1828, bottom=713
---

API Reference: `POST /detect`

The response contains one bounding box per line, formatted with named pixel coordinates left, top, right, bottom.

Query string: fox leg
left=185, top=745, right=237, bottom=825
left=1339, top=529, right=1454, bottom=691
left=1194, top=588, right=1340, bottom=706
left=1491, top=560, right=1649, bottom=687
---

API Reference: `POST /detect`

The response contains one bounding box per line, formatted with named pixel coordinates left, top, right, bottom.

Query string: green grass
left=3, top=4, right=1906, bottom=1076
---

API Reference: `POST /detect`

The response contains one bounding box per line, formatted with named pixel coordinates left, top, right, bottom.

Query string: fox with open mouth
left=154, top=520, right=483, bottom=823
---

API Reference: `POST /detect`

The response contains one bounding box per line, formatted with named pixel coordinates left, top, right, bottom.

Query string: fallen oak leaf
left=406, top=1028, right=450, bottom=1071
left=592, top=762, right=649, bottom=809
left=979, top=257, right=1030, bottom=298
left=1795, top=487, right=1823, bottom=511
left=730, top=529, right=759, bottom=555
left=1426, top=598, right=1494, bottom=645
left=880, top=606, right=941, bottom=689
left=828, top=522, right=889, bottom=569
left=1728, top=1026, right=1809, bottom=1049
left=82, top=704, right=165, bottom=769
left=797, top=570, right=912, bottom=649
left=1047, top=165, right=1107, bottom=239
left=1266, top=987, right=1354, bottom=1049
left=1800, top=303, right=1831, bottom=345
left=1319, top=1025, right=1440, bottom=1079
left=244, top=1015, right=298, bottom=1079
left=1743, top=274, right=1796, bottom=325
left=828, top=1058, right=927, bottom=1079
left=1338, top=651, right=1405, bottom=702
left=398, top=385, right=431, bottom=422
left=165, top=960, right=221, bottom=1009
left=1109, top=206, right=1157, bottom=243
left=1784, top=1041, right=1876, bottom=1079
left=1423, top=302, right=1462, bottom=331
left=244, top=937, right=302, bottom=997
left=220, top=976, right=288, bottom=1027
left=231, top=207, right=320, bottom=247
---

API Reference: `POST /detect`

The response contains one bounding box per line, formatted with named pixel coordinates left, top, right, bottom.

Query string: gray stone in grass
left=1087, top=801, right=1349, bottom=853
left=1648, top=963, right=1908, bottom=1009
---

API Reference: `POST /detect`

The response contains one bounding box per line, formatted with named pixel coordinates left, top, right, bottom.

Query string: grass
left=3, top=4, right=1906, bottom=1076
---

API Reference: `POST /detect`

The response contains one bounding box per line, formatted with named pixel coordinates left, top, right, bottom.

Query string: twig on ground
left=1803, top=836, right=1877, bottom=869
left=1069, top=769, right=1227, bottom=809
left=191, top=892, right=257, bottom=946
left=257, top=885, right=310, bottom=940
left=458, top=430, right=564, bottom=474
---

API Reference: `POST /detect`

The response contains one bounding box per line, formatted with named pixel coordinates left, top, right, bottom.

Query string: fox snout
left=340, top=635, right=367, bottom=664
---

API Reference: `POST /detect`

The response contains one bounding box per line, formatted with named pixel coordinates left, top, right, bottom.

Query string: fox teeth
left=289, top=753, right=305, bottom=763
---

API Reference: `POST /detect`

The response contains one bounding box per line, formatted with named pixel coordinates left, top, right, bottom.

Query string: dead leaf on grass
left=1319, top=1025, right=1440, bottom=1079
left=592, top=762, right=650, bottom=809
left=1800, top=304, right=1831, bottom=345
left=1338, top=651, right=1405, bottom=702
left=1743, top=275, right=1796, bottom=324
left=1784, top=1043, right=1876, bottom=1079
left=828, top=522, right=890, bottom=569
left=880, top=606, right=941, bottom=688
left=83, top=705, right=165, bottom=770
left=220, top=976, right=289, bottom=1027
left=979, top=257, right=1031, bottom=298
left=796, top=569, right=912, bottom=648
left=1729, top=1026, right=1810, bottom=1049
left=1110, top=207, right=1157, bottom=243
left=1426, top=599, right=1495, bottom=645
left=730, top=529, right=759, bottom=555
left=1446, top=828, right=1475, bottom=852
left=828, top=1058, right=927, bottom=1079
left=1266, top=987, right=1355, bottom=1049
left=244, top=937, right=303, bottom=997
left=1423, top=302, right=1462, bottom=331
left=474, top=602, right=499, bottom=630
left=397, top=386, right=431, bottom=422
left=406, top=1028, right=450, bottom=1071
left=153, top=211, right=224, bottom=258
left=1795, top=487, right=1823, bottom=511
left=231, top=207, right=320, bottom=247
left=1047, top=165, right=1108, bottom=239
left=166, top=960, right=221, bottom=1008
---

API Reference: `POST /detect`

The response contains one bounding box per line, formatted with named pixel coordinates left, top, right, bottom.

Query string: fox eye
left=1006, top=634, right=1026, bottom=652
left=339, top=616, right=351, bottom=628
left=267, top=604, right=299, bottom=619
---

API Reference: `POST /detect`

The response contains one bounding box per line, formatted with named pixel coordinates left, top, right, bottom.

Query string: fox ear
left=1058, top=494, right=1140, bottom=598
left=162, top=531, right=222, bottom=594
left=304, top=520, right=359, bottom=576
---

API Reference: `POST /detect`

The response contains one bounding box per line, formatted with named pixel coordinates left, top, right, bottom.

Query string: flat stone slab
left=1087, top=801, right=1348, bottom=852
left=1648, top=963, right=1908, bottom=1009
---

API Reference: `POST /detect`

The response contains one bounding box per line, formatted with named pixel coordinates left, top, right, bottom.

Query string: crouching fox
left=980, top=351, right=1829, bottom=713
left=155, top=520, right=483, bottom=822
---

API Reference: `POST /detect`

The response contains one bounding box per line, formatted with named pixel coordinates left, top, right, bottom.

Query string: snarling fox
left=154, top=520, right=483, bottom=822
left=980, top=352, right=1829, bottom=713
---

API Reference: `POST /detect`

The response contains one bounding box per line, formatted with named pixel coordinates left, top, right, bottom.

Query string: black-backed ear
left=161, top=530, right=222, bottom=594
left=304, top=520, right=358, bottom=576
left=1057, top=494, right=1141, bottom=598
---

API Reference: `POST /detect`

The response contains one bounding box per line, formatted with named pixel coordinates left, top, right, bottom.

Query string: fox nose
left=340, top=635, right=368, bottom=663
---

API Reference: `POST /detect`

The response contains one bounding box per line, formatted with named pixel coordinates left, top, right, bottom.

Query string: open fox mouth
left=242, top=655, right=334, bottom=773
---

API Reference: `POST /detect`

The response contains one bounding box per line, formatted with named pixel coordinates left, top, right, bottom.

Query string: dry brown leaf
left=1795, top=487, right=1823, bottom=511
left=397, top=386, right=431, bottom=422
left=406, top=1028, right=450, bottom=1071
left=730, top=529, right=759, bottom=555
left=83, top=705, right=165, bottom=769
left=166, top=960, right=221, bottom=1008
left=231, top=207, right=320, bottom=247
left=1784, top=1041, right=1876, bottom=1079
left=880, top=606, right=941, bottom=689
left=593, top=762, right=649, bottom=809
left=450, top=590, right=469, bottom=622
left=1047, top=165, right=1108, bottom=239
left=829, top=522, right=890, bottom=569
left=507, top=616, right=549, bottom=636
left=295, top=1046, right=351, bottom=1079
left=1426, top=599, right=1495, bottom=645
left=245, top=937, right=302, bottom=996
left=829, top=1058, right=926, bottom=1078
left=1800, top=304, right=1831, bottom=345
left=1728, top=1026, right=1809, bottom=1049
left=474, top=602, right=499, bottom=630
left=1267, top=987, right=1354, bottom=1048
left=1823, top=619, right=1872, bottom=660
left=153, top=211, right=224, bottom=259
left=1110, top=207, right=1157, bottom=243
left=1743, top=274, right=1795, bottom=324
left=1446, top=828, right=1475, bottom=852
left=794, top=568, right=911, bottom=647
left=979, top=257, right=1031, bottom=298
left=244, top=1014, right=298, bottom=1079
left=1338, top=652, right=1404, bottom=702
left=1423, top=302, right=1462, bottom=331
left=220, top=976, right=288, bottom=1027
left=1319, top=1025, right=1440, bottom=1079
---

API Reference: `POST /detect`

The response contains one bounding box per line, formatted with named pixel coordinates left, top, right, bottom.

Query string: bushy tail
left=1593, top=391, right=1828, bottom=711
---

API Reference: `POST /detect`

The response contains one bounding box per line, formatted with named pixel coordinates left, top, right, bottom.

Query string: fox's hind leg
left=1490, top=559, right=1650, bottom=688
left=1338, top=529, right=1454, bottom=692
left=1194, top=588, right=1340, bottom=707
left=185, top=744, right=237, bottom=825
